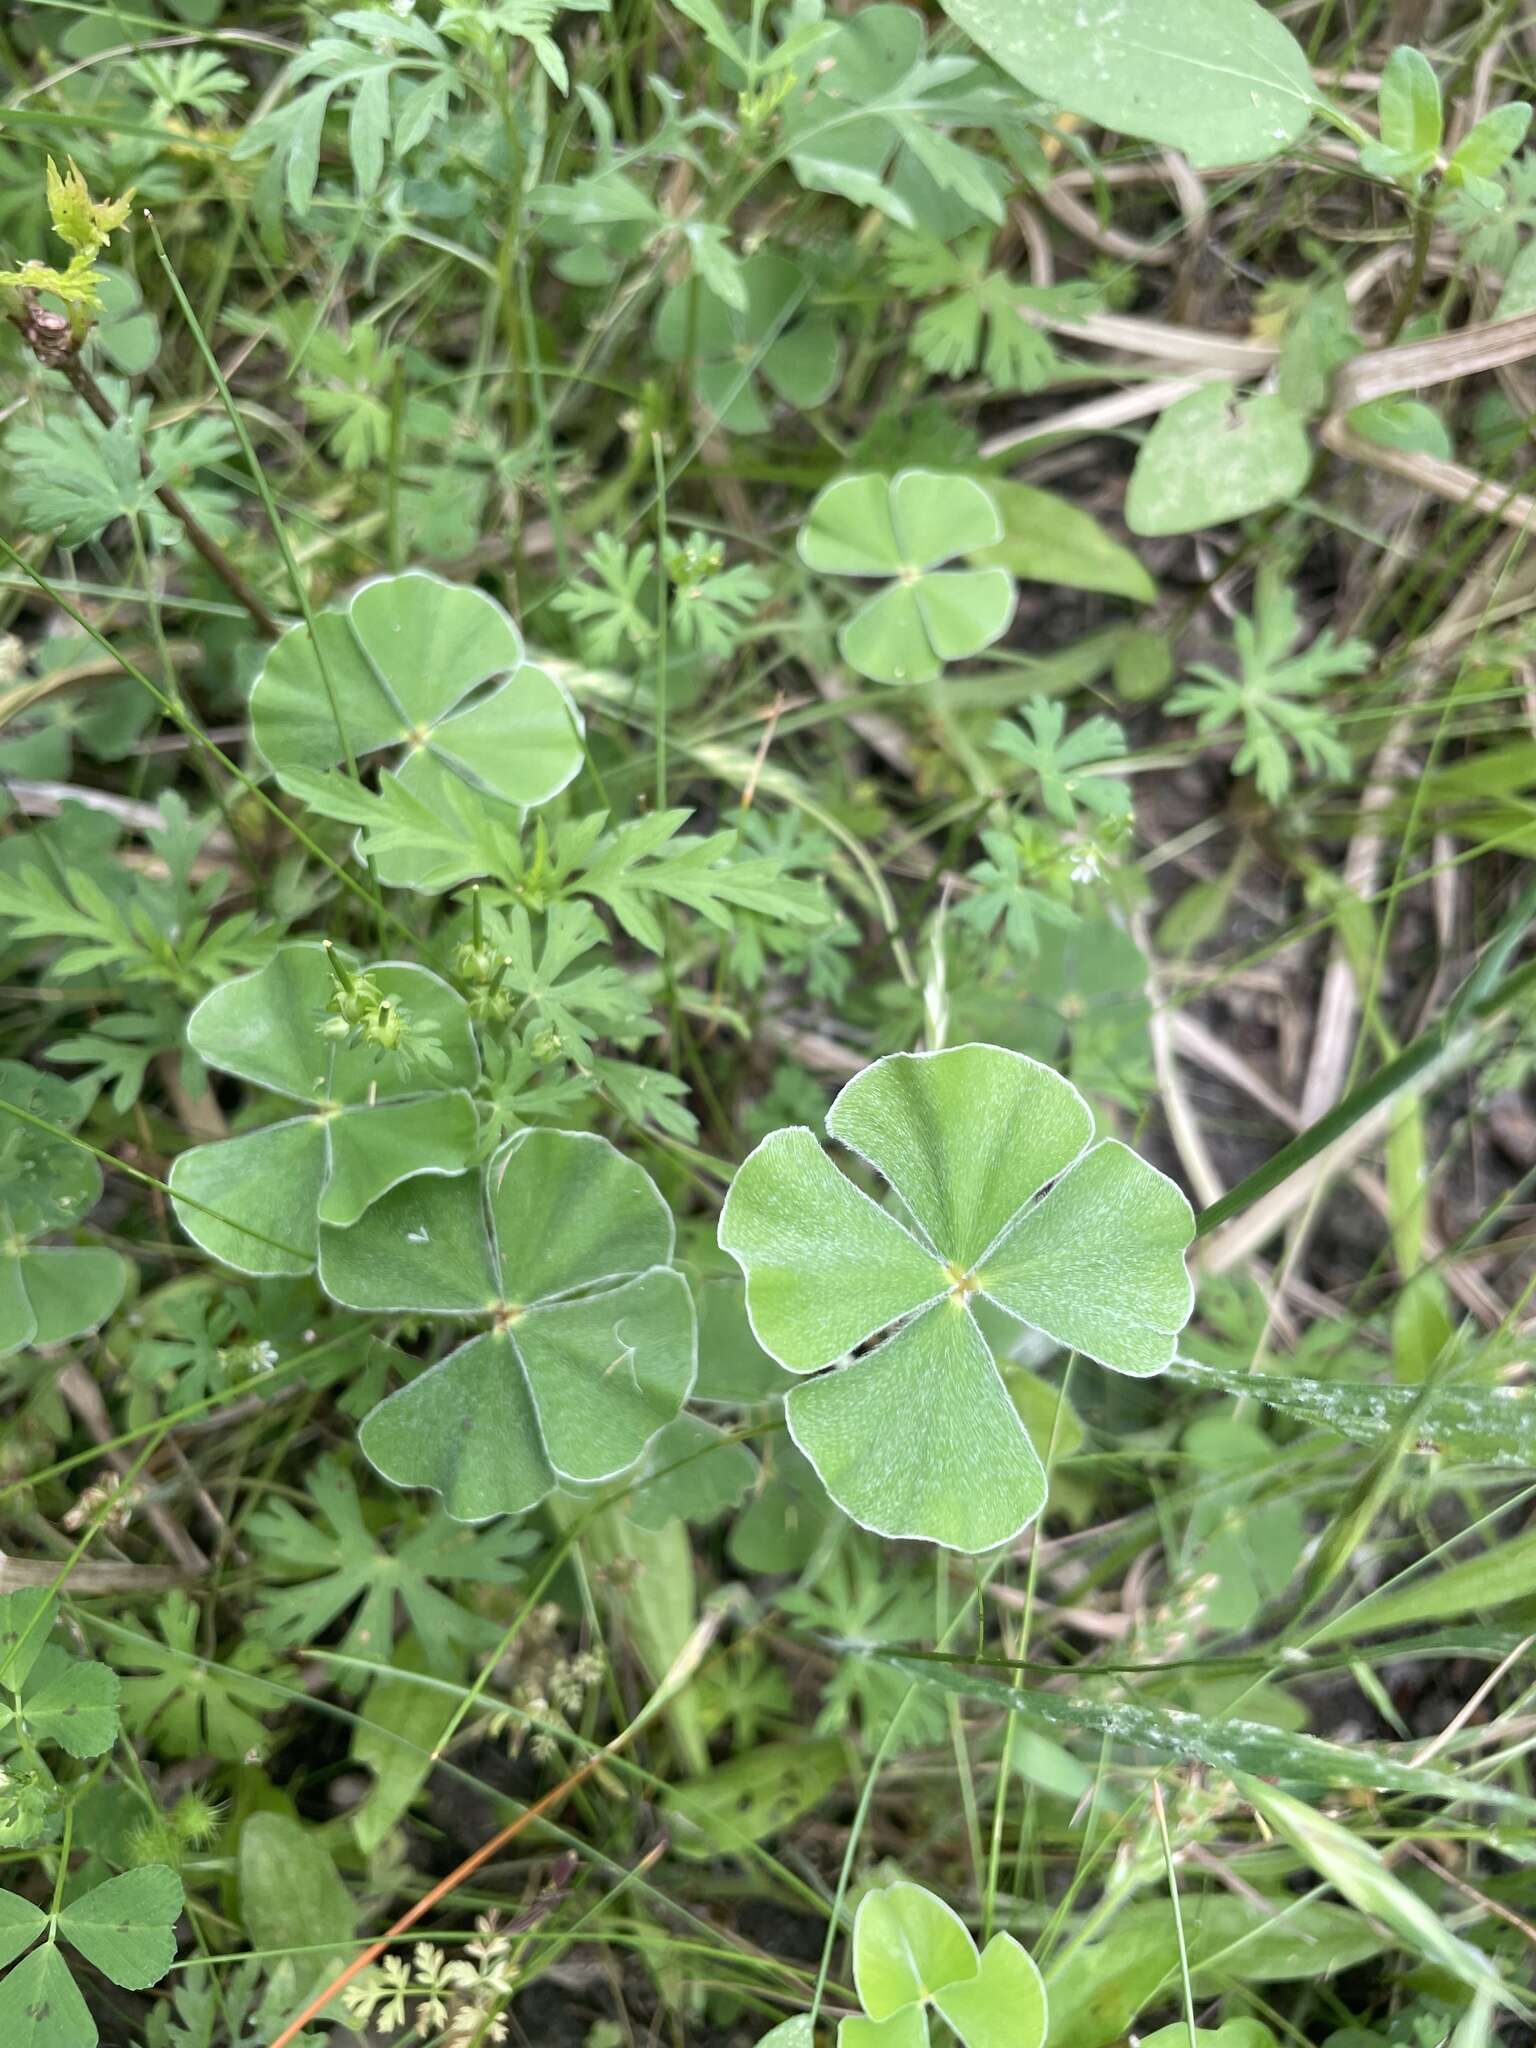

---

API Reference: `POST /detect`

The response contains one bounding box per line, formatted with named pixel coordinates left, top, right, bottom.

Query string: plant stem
left=1382, top=192, right=1436, bottom=346
left=12, top=322, right=283, bottom=638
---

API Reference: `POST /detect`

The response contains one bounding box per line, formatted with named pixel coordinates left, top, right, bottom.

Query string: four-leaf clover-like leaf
left=719, top=1045, right=1194, bottom=1552
left=654, top=252, right=842, bottom=433
left=841, top=1881, right=1047, bottom=2048
left=250, top=570, right=583, bottom=889
left=0, top=1063, right=127, bottom=1359
left=325, top=1130, right=697, bottom=1522
left=798, top=471, right=1015, bottom=685
left=169, top=945, right=481, bottom=1277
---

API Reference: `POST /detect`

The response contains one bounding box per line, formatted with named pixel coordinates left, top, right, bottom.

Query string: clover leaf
left=320, top=1129, right=696, bottom=1521
left=0, top=1063, right=128, bottom=1360
left=250, top=570, right=583, bottom=889
left=798, top=472, right=1014, bottom=685
left=169, top=944, right=481, bottom=1278
left=718, top=1045, right=1194, bottom=1552
left=0, top=1865, right=183, bottom=2048
left=655, top=251, right=841, bottom=433
left=841, top=1881, right=1047, bottom=2048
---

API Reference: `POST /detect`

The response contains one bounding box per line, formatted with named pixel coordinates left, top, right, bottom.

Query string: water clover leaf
left=844, top=1881, right=1047, bottom=2048
left=0, top=1063, right=128, bottom=1360
left=169, top=944, right=481, bottom=1277
left=325, top=1130, right=696, bottom=1521
left=718, top=1045, right=1194, bottom=1551
left=798, top=472, right=1014, bottom=685
left=1125, top=383, right=1312, bottom=537
left=655, top=251, right=841, bottom=433
left=249, top=570, right=583, bottom=890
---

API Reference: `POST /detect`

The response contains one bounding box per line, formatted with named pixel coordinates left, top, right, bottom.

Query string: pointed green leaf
left=884, top=1657, right=1536, bottom=1816
left=1237, top=1774, right=1518, bottom=2005
left=719, top=1127, right=945, bottom=1371
left=1376, top=47, right=1442, bottom=159
left=0, top=1890, right=47, bottom=1972
left=853, top=1881, right=977, bottom=2018
left=238, top=1812, right=354, bottom=2001
left=936, top=0, right=1317, bottom=168
left=789, top=1302, right=1045, bottom=1551
left=0, top=1253, right=37, bottom=1356
left=0, top=1941, right=95, bottom=2048
left=934, top=1933, right=1047, bottom=2048
left=979, top=1140, right=1194, bottom=1376
left=0, top=1590, right=56, bottom=1692
left=827, top=1046, right=1092, bottom=1269
left=975, top=482, right=1155, bottom=602
left=1126, top=384, right=1311, bottom=537
left=58, top=1866, right=182, bottom=1990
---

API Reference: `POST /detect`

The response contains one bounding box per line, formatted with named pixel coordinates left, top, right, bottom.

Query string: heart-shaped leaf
left=0, top=1942, right=94, bottom=2048
left=169, top=945, right=481, bottom=1275
left=250, top=570, right=583, bottom=888
left=57, top=1866, right=183, bottom=1990
left=854, top=1881, right=978, bottom=2020
left=937, top=0, right=1318, bottom=169
left=718, top=1046, right=1193, bottom=1550
left=1125, top=383, right=1311, bottom=537
left=799, top=472, right=1014, bottom=684
left=325, top=1130, right=695, bottom=1519
left=655, top=251, right=842, bottom=432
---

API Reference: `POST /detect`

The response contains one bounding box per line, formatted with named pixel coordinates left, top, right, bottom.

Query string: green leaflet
left=882, top=1656, right=1536, bottom=1816
left=335, top=1129, right=696, bottom=1520
left=1237, top=1775, right=1519, bottom=2007
left=799, top=472, right=1015, bottom=685
left=936, top=0, right=1319, bottom=168
left=719, top=1045, right=1193, bottom=1551
left=169, top=944, right=481, bottom=1275
left=250, top=570, right=583, bottom=889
